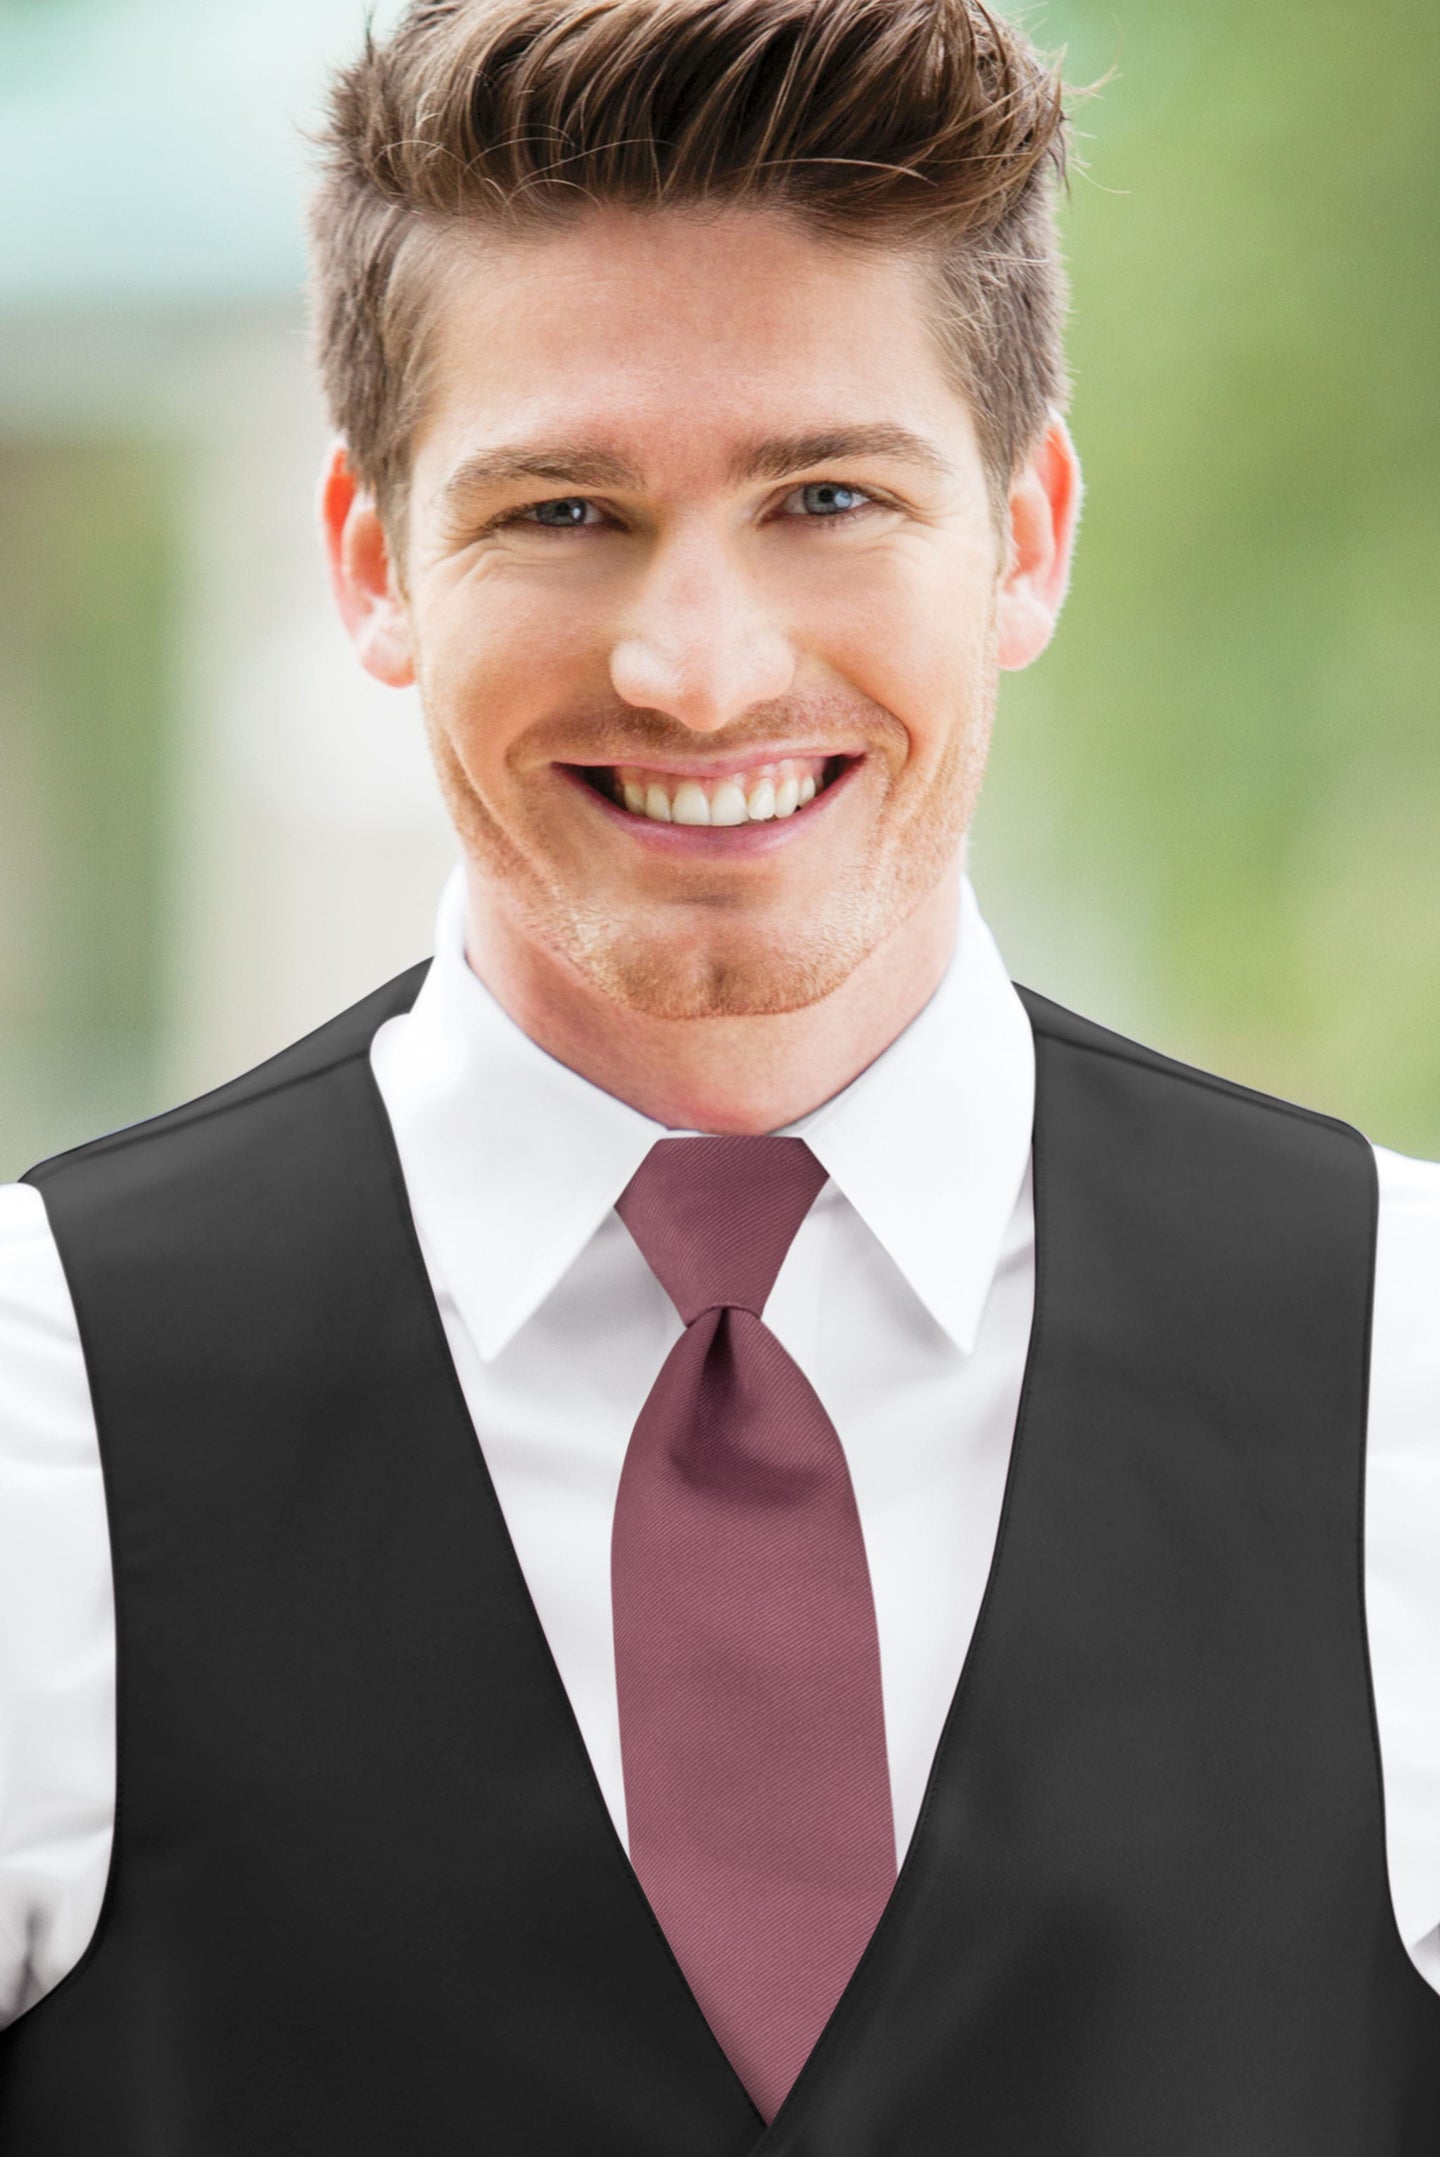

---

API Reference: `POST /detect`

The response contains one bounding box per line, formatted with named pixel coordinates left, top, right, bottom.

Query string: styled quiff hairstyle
left=309, top=0, right=1075, bottom=539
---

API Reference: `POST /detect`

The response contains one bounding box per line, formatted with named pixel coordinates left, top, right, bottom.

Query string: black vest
left=2, top=972, right=1437, bottom=2153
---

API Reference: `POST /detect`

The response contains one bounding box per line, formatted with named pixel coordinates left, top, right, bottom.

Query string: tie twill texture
left=612, top=1136, right=897, bottom=2123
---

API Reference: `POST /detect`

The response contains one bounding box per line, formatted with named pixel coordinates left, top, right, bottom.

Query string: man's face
left=355, top=207, right=1065, bottom=1019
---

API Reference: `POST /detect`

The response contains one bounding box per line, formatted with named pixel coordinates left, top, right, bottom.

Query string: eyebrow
left=437, top=423, right=953, bottom=510
left=440, top=445, right=639, bottom=506
left=728, top=425, right=953, bottom=485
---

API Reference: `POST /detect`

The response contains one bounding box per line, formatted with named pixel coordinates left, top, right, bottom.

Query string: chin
left=568, top=907, right=884, bottom=1021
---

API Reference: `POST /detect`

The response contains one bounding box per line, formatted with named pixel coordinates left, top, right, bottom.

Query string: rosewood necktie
left=612, top=1136, right=896, bottom=2123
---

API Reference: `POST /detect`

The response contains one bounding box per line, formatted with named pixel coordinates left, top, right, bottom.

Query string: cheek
left=415, top=581, right=592, bottom=774
left=818, top=570, right=993, bottom=774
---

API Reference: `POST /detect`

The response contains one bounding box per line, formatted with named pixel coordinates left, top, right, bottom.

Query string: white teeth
left=708, top=780, right=748, bottom=826
left=613, top=761, right=836, bottom=824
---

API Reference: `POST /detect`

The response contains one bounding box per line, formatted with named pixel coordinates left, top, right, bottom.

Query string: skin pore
left=323, top=204, right=1081, bottom=1132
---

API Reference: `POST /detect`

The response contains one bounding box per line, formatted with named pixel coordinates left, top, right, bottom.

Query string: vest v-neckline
left=358, top=1015, right=1049, bottom=2151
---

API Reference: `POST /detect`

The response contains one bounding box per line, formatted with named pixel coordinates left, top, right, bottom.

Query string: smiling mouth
left=571, top=754, right=852, bottom=827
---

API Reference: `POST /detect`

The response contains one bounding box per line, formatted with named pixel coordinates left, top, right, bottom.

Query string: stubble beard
left=424, top=682, right=994, bottom=1023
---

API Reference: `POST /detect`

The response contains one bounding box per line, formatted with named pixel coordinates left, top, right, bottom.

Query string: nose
left=608, top=528, right=796, bottom=733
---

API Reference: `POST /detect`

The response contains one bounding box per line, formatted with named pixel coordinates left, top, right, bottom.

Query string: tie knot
left=616, top=1136, right=828, bottom=1323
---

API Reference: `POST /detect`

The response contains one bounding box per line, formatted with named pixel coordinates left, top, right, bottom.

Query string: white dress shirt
left=2, top=868, right=1438, bottom=2031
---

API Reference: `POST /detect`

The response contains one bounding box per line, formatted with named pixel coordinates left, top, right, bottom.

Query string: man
left=0, top=0, right=1436, bottom=2146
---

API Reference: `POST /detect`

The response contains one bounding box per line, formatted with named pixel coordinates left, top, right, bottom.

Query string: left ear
left=995, top=413, right=1083, bottom=671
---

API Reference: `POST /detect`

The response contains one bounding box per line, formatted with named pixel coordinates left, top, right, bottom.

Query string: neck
left=461, top=865, right=963, bottom=1134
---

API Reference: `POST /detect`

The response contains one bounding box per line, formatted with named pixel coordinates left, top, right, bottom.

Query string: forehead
left=409, top=204, right=978, bottom=483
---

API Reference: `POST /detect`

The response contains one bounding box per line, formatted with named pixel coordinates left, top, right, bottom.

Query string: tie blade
left=613, top=1303, right=896, bottom=2123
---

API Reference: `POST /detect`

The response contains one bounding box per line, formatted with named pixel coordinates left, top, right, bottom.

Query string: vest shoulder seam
left=24, top=1045, right=377, bottom=1184
left=23, top=958, right=430, bottom=1185
left=1017, top=985, right=1369, bottom=1152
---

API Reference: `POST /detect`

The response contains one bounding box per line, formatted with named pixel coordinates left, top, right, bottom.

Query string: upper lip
left=559, top=749, right=861, bottom=776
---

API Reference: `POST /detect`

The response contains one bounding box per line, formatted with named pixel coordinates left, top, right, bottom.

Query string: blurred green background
left=1, top=0, right=1436, bottom=1179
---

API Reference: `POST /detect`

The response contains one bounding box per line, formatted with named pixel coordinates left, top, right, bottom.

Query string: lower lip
left=559, top=758, right=863, bottom=854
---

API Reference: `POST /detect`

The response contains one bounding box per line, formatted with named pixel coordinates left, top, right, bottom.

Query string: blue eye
left=794, top=482, right=869, bottom=516
left=527, top=497, right=596, bottom=527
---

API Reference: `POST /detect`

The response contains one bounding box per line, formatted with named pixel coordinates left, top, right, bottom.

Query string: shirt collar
left=372, top=865, right=1034, bottom=1361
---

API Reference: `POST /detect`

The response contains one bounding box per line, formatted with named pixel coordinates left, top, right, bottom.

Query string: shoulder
left=1014, top=986, right=1376, bottom=1216
left=1373, top=1143, right=1440, bottom=1364
left=0, top=1178, right=84, bottom=1369
left=1363, top=1143, right=1440, bottom=1969
left=14, top=961, right=429, bottom=1326
left=0, top=1177, right=96, bottom=1506
left=1018, top=984, right=1368, bottom=1136
left=23, top=962, right=429, bottom=1200
left=1375, top=1140, right=1440, bottom=1222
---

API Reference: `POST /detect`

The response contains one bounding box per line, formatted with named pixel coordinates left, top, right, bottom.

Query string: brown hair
left=309, top=0, right=1079, bottom=541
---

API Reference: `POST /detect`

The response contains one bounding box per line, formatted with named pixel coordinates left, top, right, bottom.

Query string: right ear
left=319, top=444, right=416, bottom=689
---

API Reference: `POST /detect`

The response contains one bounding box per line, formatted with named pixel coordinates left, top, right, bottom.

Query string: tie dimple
left=612, top=1136, right=897, bottom=2124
